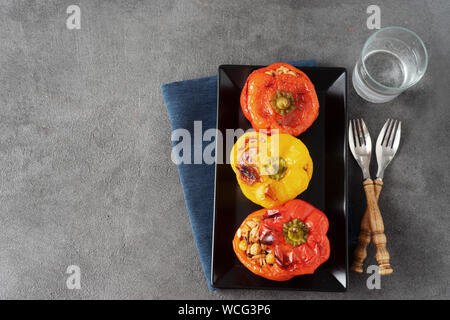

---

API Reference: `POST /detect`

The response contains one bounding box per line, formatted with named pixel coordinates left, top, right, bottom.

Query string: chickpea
left=266, top=253, right=275, bottom=265
left=250, top=243, right=261, bottom=256
left=239, top=240, right=247, bottom=251
left=240, top=226, right=250, bottom=239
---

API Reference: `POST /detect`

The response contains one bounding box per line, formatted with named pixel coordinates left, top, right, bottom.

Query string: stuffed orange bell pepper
left=233, top=199, right=330, bottom=281
left=230, top=131, right=313, bottom=208
left=240, top=63, right=319, bottom=136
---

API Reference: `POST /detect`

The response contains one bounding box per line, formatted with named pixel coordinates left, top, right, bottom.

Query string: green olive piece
left=263, top=157, right=287, bottom=181
left=283, top=218, right=309, bottom=246
left=270, top=90, right=296, bottom=115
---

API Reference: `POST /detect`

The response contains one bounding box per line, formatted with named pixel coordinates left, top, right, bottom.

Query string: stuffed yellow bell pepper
left=230, top=131, right=313, bottom=208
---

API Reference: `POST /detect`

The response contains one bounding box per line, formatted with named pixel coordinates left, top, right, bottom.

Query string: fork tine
left=383, top=119, right=394, bottom=147
left=349, top=120, right=354, bottom=148
left=360, top=119, right=367, bottom=145
left=357, top=119, right=365, bottom=146
left=381, top=119, right=390, bottom=145
left=361, top=119, right=372, bottom=150
left=387, top=120, right=398, bottom=148
left=392, top=121, right=401, bottom=151
left=352, top=119, right=359, bottom=147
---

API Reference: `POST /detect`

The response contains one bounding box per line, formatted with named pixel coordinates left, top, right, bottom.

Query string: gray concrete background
left=0, top=0, right=448, bottom=299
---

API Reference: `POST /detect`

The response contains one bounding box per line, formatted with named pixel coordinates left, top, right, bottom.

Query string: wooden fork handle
left=350, top=180, right=383, bottom=273
left=363, top=179, right=393, bottom=275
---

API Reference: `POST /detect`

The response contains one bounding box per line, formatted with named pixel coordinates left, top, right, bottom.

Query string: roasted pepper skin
left=240, top=63, right=319, bottom=136
left=233, top=199, right=330, bottom=281
left=230, top=131, right=313, bottom=208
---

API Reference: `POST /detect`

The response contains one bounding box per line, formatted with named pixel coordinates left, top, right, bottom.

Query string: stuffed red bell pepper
left=240, top=63, right=319, bottom=136
left=233, top=199, right=330, bottom=281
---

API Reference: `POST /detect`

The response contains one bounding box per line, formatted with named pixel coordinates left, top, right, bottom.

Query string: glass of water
left=353, top=26, right=428, bottom=103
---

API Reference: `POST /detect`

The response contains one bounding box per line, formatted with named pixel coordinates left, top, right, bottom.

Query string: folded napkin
left=161, top=60, right=355, bottom=291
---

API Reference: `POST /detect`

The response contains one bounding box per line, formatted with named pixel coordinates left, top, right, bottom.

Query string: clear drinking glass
left=353, top=26, right=428, bottom=103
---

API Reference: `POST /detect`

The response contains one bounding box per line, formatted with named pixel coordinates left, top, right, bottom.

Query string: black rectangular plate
left=211, top=65, right=348, bottom=291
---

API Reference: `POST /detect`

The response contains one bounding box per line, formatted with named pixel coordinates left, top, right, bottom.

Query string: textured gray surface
left=0, top=0, right=448, bottom=299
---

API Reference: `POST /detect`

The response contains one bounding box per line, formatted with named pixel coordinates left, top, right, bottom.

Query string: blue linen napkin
left=161, top=60, right=353, bottom=291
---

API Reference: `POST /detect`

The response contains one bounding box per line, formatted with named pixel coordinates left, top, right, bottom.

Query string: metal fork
left=349, top=119, right=393, bottom=275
